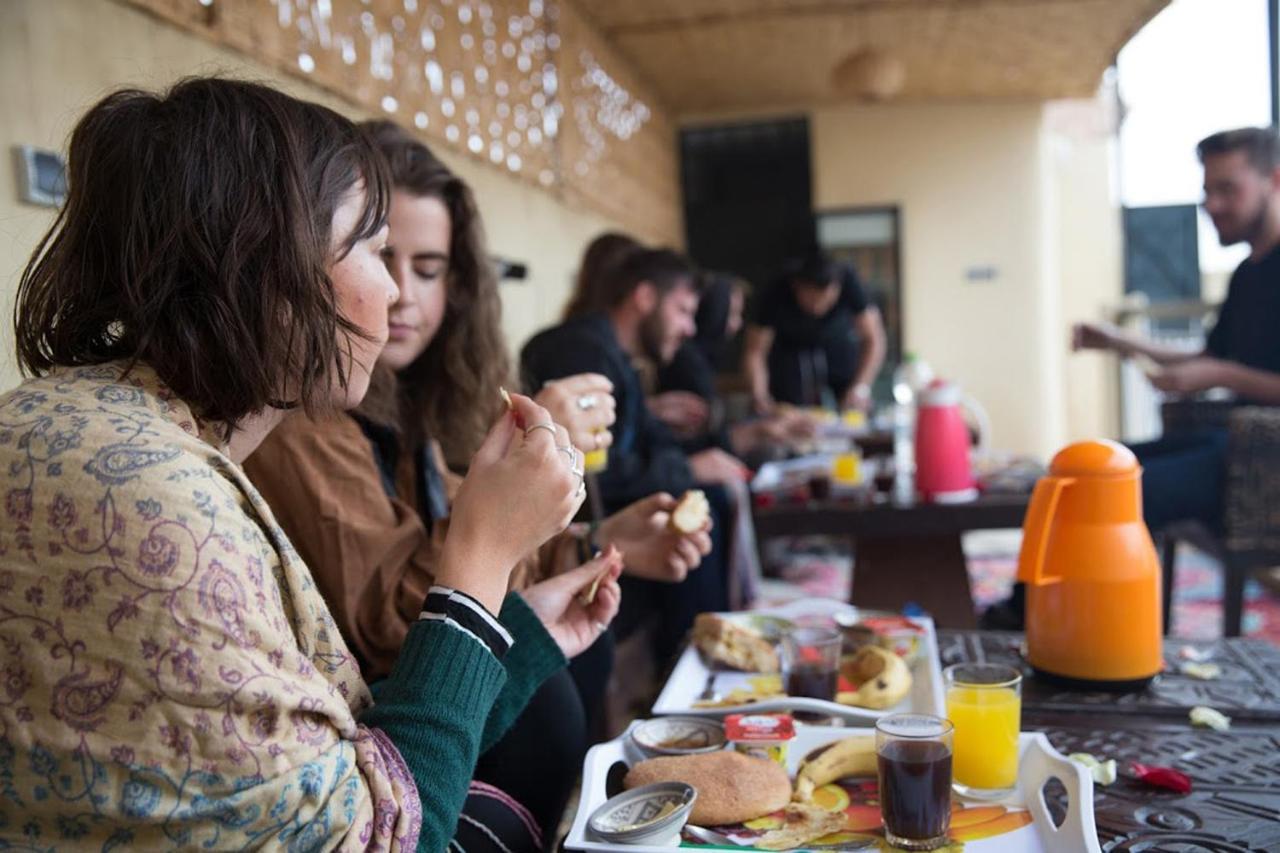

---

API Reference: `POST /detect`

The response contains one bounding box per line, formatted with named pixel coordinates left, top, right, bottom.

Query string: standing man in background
left=743, top=251, right=887, bottom=413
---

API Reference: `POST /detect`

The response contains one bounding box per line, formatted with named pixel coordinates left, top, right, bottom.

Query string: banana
left=836, top=645, right=912, bottom=710
left=793, top=735, right=877, bottom=802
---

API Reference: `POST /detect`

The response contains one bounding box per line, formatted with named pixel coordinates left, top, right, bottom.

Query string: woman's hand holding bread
left=519, top=546, right=623, bottom=658
left=438, top=392, right=585, bottom=613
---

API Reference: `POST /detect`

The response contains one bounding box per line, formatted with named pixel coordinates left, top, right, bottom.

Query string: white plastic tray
left=565, top=725, right=1100, bottom=852
left=651, top=599, right=946, bottom=724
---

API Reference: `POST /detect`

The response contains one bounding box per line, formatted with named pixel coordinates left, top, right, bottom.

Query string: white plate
left=565, top=726, right=1101, bottom=852
left=651, top=598, right=946, bottom=723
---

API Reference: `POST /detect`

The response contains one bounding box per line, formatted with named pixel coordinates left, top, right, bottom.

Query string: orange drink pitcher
left=1016, top=440, right=1162, bottom=689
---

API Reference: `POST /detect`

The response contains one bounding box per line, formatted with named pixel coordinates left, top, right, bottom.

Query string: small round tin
left=587, top=782, right=696, bottom=846
left=631, top=717, right=727, bottom=756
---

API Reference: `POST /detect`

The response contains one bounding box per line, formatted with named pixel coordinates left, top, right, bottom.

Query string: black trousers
left=471, top=667, right=586, bottom=851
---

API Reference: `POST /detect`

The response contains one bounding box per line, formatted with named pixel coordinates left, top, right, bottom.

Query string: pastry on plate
left=692, top=612, right=780, bottom=673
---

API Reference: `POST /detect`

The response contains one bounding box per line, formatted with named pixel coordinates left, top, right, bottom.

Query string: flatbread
left=579, top=566, right=608, bottom=605
left=754, top=803, right=848, bottom=851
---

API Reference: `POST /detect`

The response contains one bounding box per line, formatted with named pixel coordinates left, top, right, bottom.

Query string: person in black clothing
left=655, top=273, right=820, bottom=457
left=743, top=252, right=887, bottom=413
left=985, top=127, right=1280, bottom=631
left=1074, top=127, right=1280, bottom=530
left=522, top=249, right=748, bottom=661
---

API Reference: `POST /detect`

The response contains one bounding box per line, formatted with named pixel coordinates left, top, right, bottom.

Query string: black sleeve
left=521, top=330, right=694, bottom=506
left=1205, top=284, right=1234, bottom=359
left=521, top=329, right=619, bottom=398
left=597, top=413, right=695, bottom=507
left=839, top=264, right=870, bottom=315
left=657, top=344, right=716, bottom=401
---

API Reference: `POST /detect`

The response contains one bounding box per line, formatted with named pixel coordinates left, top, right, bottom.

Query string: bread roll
left=624, top=751, right=790, bottom=826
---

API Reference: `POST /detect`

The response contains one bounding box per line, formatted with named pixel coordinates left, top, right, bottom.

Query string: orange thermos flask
left=1016, top=440, right=1163, bottom=688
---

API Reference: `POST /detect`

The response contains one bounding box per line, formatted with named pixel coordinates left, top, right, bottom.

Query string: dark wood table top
left=938, top=630, right=1280, bottom=724
left=753, top=491, right=1030, bottom=539
left=940, top=630, right=1280, bottom=850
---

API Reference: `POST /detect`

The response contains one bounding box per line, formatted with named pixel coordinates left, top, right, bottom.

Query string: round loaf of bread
left=623, top=750, right=791, bottom=826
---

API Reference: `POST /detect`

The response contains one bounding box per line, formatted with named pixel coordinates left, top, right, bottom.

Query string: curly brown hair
left=360, top=120, right=511, bottom=468
left=14, top=78, right=388, bottom=431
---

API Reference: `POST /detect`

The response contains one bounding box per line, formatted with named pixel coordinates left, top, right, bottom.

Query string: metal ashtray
left=588, top=782, right=696, bottom=846
left=631, top=717, right=727, bottom=756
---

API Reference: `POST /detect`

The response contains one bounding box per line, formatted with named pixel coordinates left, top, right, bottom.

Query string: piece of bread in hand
left=669, top=489, right=710, bottom=534
left=692, top=612, right=780, bottom=673
left=624, top=751, right=790, bottom=826
left=579, top=567, right=607, bottom=605
left=670, top=484, right=711, bottom=532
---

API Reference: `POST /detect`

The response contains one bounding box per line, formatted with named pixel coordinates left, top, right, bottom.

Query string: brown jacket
left=245, top=412, right=579, bottom=680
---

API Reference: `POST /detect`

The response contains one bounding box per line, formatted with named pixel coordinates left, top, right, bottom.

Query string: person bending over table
left=655, top=272, right=819, bottom=458
left=743, top=251, right=887, bottom=413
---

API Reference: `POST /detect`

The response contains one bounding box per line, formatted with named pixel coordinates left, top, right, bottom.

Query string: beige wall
left=811, top=100, right=1123, bottom=457
left=1045, top=98, right=1124, bottom=444
left=0, top=0, right=624, bottom=393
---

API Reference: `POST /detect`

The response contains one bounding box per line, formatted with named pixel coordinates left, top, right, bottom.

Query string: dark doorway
left=680, top=117, right=815, bottom=301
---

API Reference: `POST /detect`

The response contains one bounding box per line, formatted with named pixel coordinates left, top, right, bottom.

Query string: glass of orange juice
left=583, top=430, right=609, bottom=473
left=943, top=663, right=1021, bottom=798
left=831, top=450, right=862, bottom=486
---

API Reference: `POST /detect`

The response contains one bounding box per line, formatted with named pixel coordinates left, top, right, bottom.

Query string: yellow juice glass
left=831, top=451, right=862, bottom=485
left=944, top=663, right=1022, bottom=798
left=583, top=448, right=608, bottom=473
left=841, top=409, right=867, bottom=430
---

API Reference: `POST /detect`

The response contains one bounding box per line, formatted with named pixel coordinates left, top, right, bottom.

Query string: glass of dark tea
left=875, top=713, right=954, bottom=850
left=782, top=627, right=841, bottom=720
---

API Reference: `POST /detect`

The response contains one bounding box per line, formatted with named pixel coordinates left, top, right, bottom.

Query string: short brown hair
left=596, top=248, right=700, bottom=310
left=1197, top=127, right=1280, bottom=174
left=15, top=78, right=389, bottom=429
left=360, top=120, right=509, bottom=467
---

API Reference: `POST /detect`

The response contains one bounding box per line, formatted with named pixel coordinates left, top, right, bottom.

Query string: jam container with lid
left=724, top=713, right=795, bottom=767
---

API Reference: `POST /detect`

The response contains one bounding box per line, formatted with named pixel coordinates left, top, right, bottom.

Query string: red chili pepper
left=1129, top=763, right=1192, bottom=794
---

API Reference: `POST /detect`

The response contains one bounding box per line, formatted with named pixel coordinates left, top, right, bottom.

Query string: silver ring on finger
left=575, top=477, right=586, bottom=498
left=524, top=422, right=557, bottom=440
left=556, top=444, right=576, bottom=466
left=576, top=394, right=598, bottom=411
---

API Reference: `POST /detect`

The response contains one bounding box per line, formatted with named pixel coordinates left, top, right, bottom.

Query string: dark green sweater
left=361, top=592, right=565, bottom=852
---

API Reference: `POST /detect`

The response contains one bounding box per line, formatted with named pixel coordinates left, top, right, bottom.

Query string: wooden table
left=941, top=630, right=1280, bottom=849
left=752, top=491, right=1029, bottom=629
